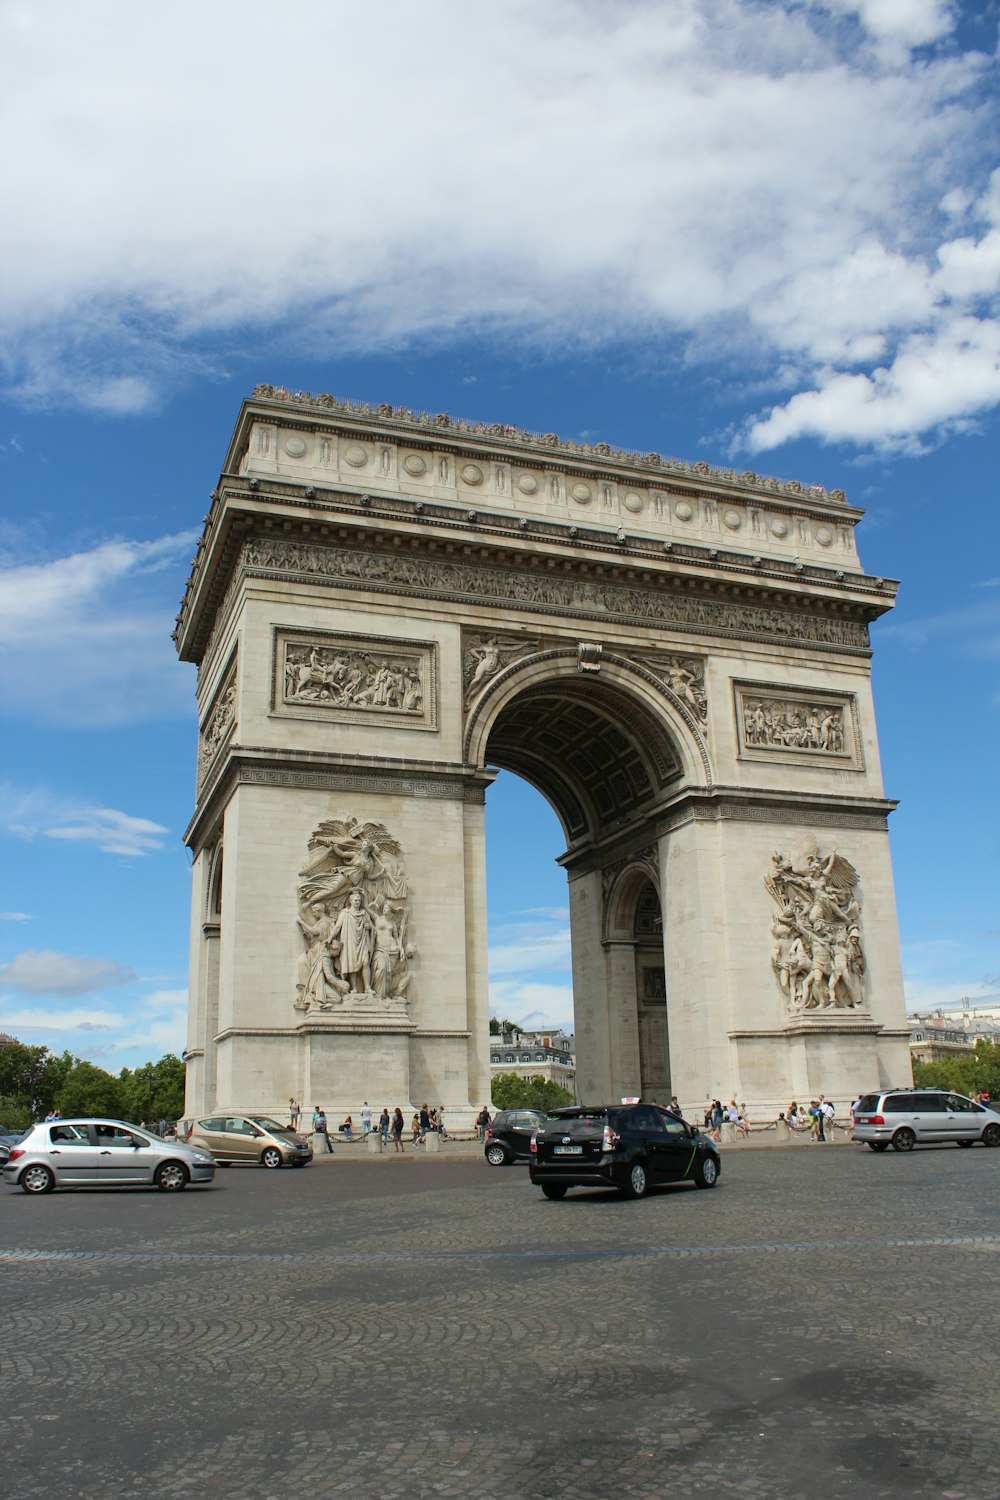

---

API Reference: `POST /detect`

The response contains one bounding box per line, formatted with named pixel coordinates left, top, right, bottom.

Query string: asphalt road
left=2, top=1144, right=998, bottom=1500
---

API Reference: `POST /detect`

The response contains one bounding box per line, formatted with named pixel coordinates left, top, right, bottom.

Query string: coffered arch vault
left=465, top=651, right=708, bottom=845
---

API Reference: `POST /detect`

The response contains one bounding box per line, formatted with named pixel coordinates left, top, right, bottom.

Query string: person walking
left=436, top=1106, right=447, bottom=1140
left=313, top=1106, right=333, bottom=1154
left=476, top=1104, right=491, bottom=1141
left=419, top=1103, right=431, bottom=1143
left=361, top=1101, right=372, bottom=1138
left=391, top=1106, right=404, bottom=1152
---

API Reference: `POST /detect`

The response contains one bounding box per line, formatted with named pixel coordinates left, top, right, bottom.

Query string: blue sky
left=1, top=0, right=998, bottom=1070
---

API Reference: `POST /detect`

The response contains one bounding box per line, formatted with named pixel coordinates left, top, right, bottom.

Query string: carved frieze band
left=273, top=627, right=438, bottom=731
left=734, top=681, right=862, bottom=769
left=238, top=537, right=870, bottom=653
left=197, top=650, right=238, bottom=790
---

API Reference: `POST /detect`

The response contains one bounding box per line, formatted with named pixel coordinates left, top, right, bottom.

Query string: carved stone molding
left=734, top=681, right=862, bottom=768
left=237, top=764, right=476, bottom=800
left=238, top=537, right=871, bottom=654
left=273, top=626, right=438, bottom=731
left=602, top=842, right=659, bottom=903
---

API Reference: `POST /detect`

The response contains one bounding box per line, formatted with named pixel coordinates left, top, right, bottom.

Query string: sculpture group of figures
left=294, top=820, right=415, bottom=1012
left=744, top=698, right=845, bottom=752
left=284, top=643, right=422, bottom=713
left=766, top=837, right=866, bottom=1012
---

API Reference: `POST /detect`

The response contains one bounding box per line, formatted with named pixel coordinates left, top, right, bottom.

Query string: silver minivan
left=853, top=1090, right=1000, bottom=1152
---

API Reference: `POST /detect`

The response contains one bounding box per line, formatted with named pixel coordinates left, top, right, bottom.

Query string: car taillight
left=7, top=1148, right=25, bottom=1162
left=530, top=1131, right=537, bottom=1153
left=868, top=1115, right=884, bottom=1125
left=602, top=1126, right=620, bottom=1151
left=486, top=1128, right=494, bottom=1138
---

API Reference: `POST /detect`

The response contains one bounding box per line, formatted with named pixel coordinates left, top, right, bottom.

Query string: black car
left=483, top=1108, right=548, bottom=1165
left=529, top=1103, right=721, bottom=1200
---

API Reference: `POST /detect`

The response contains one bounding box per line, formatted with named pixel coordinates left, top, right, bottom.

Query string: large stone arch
left=175, top=390, right=912, bottom=1126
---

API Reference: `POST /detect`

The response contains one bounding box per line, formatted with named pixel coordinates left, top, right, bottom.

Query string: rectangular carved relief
left=272, top=628, right=438, bottom=731
left=198, top=648, right=238, bottom=789
left=733, top=681, right=862, bottom=769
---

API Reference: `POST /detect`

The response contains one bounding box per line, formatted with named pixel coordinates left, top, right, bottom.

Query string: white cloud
left=0, top=782, right=169, bottom=856
left=0, top=1004, right=123, bottom=1033
left=814, top=0, right=955, bottom=47
left=488, top=912, right=571, bottom=978
left=0, top=1, right=995, bottom=450
left=0, top=912, right=31, bottom=922
left=0, top=535, right=197, bottom=726
left=0, top=948, right=136, bottom=996
left=489, top=980, right=575, bottom=1031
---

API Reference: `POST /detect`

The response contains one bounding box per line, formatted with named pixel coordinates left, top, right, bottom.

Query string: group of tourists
left=703, top=1100, right=751, bottom=1141
left=783, top=1096, right=836, bottom=1140
left=291, top=1098, right=448, bottom=1154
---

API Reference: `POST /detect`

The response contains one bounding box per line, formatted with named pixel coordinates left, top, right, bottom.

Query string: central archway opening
left=481, top=671, right=682, bottom=1103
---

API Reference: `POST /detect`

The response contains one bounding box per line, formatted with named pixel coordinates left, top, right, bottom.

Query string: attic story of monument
left=174, top=389, right=911, bottom=1127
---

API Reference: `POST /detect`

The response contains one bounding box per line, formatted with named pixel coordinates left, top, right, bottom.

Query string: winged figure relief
left=462, top=634, right=534, bottom=705
left=765, top=836, right=866, bottom=1013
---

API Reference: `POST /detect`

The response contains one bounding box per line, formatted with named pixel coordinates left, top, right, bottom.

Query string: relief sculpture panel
left=294, top=818, right=414, bottom=1018
left=197, top=656, right=237, bottom=789
left=734, top=682, right=861, bottom=768
left=462, top=632, right=538, bottom=706
left=765, top=835, right=867, bottom=1015
left=273, top=629, right=437, bottom=731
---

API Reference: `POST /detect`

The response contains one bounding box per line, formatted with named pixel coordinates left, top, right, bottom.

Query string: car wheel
left=485, top=1143, right=510, bottom=1166
left=155, top=1161, right=188, bottom=1192
left=620, top=1160, right=649, bottom=1199
left=982, top=1124, right=1000, bottom=1148
left=957, top=1139, right=974, bottom=1147
left=541, top=1183, right=567, bottom=1200
left=20, top=1164, right=55, bottom=1195
left=891, top=1128, right=916, bottom=1153
left=261, top=1147, right=283, bottom=1169
left=867, top=1142, right=889, bottom=1151
left=693, top=1154, right=719, bottom=1188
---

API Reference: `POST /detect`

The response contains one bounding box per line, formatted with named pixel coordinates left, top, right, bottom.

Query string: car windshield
left=250, top=1116, right=292, bottom=1133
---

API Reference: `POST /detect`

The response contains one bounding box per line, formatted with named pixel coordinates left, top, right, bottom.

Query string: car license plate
left=554, top=1145, right=583, bottom=1154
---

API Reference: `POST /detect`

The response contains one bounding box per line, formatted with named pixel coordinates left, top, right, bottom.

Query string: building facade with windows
left=490, top=1028, right=576, bottom=1095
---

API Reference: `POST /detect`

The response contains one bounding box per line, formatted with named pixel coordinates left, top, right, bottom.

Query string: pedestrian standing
left=476, top=1104, right=491, bottom=1140
left=361, top=1101, right=372, bottom=1137
left=379, top=1107, right=390, bottom=1146
left=391, top=1106, right=404, bottom=1153
left=437, top=1106, right=447, bottom=1140
left=314, top=1106, right=334, bottom=1154
left=289, top=1097, right=301, bottom=1130
left=419, top=1103, right=431, bottom=1142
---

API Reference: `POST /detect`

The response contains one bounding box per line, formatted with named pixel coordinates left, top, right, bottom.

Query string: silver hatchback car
left=853, top=1090, right=1000, bottom=1152
left=2, top=1118, right=217, bottom=1193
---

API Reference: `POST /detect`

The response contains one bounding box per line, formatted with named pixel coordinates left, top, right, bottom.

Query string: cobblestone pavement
left=2, top=1145, right=998, bottom=1500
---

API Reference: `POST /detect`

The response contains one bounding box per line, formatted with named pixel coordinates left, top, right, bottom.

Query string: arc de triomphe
left=175, top=388, right=911, bottom=1126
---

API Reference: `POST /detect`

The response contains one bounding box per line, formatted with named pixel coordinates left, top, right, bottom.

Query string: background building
left=489, top=1027, right=576, bottom=1095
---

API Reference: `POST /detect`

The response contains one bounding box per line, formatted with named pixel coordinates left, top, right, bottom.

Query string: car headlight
left=192, top=1152, right=215, bottom=1164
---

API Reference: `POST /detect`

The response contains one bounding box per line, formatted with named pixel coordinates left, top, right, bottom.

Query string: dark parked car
left=529, top=1103, right=721, bottom=1200
left=484, top=1108, right=547, bottom=1165
left=0, top=1130, right=27, bottom=1167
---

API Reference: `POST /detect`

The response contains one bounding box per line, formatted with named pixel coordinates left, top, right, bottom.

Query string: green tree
left=0, top=1036, right=71, bottom=1121
left=491, top=1071, right=574, bottom=1112
left=119, top=1055, right=186, bottom=1124
left=912, top=1041, right=1000, bottom=1098
left=56, top=1060, right=126, bottom=1119
left=489, top=1017, right=520, bottom=1035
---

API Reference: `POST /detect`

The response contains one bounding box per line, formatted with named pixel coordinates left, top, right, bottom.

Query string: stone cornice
left=178, top=500, right=885, bottom=668
left=234, top=386, right=855, bottom=509
left=559, top=784, right=898, bottom=874
left=185, top=746, right=494, bottom=852
left=174, top=398, right=899, bottom=660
